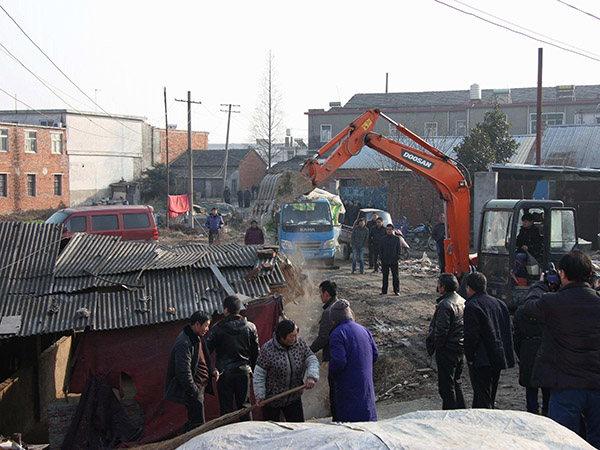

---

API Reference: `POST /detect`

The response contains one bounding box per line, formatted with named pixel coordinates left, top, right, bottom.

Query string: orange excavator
left=256, top=108, right=472, bottom=276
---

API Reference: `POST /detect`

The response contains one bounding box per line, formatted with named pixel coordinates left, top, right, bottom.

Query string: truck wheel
left=326, top=256, right=336, bottom=267
left=342, top=243, right=351, bottom=260
left=400, top=246, right=409, bottom=260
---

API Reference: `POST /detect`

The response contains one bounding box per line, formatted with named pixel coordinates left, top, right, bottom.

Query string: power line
left=0, top=4, right=142, bottom=136
left=557, top=0, right=600, bottom=21
left=433, top=0, right=600, bottom=63
left=451, top=0, right=600, bottom=59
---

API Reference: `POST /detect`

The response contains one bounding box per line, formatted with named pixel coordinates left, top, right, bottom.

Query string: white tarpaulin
left=177, top=409, right=593, bottom=450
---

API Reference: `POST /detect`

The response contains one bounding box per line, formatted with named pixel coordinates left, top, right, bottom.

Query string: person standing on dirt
left=207, top=295, right=260, bottom=421
left=309, top=280, right=338, bottom=420
left=205, top=208, right=224, bottom=245
left=237, top=189, right=243, bottom=208
left=345, top=200, right=356, bottom=225
left=369, top=217, right=386, bottom=272
left=244, top=187, right=251, bottom=208
left=329, top=299, right=379, bottom=422
left=431, top=213, right=446, bottom=273
left=379, top=224, right=401, bottom=296
left=464, top=272, right=514, bottom=409
left=244, top=220, right=264, bottom=245
left=366, top=213, right=379, bottom=269
left=522, top=250, right=600, bottom=447
left=164, top=311, right=219, bottom=432
left=351, top=218, right=369, bottom=274
left=223, top=186, right=232, bottom=204
left=426, top=273, right=466, bottom=410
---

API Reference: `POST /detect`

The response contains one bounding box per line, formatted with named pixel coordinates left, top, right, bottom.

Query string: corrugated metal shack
left=0, top=222, right=304, bottom=445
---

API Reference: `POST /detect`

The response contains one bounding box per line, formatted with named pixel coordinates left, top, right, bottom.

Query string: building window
left=530, top=113, right=564, bottom=133
left=456, top=120, right=467, bottom=136
left=0, top=129, right=7, bottom=152
left=320, top=124, right=332, bottom=142
left=51, top=133, right=63, bottom=154
left=25, top=130, right=37, bottom=153
left=27, top=174, right=36, bottom=196
left=54, top=174, right=63, bottom=196
left=424, top=122, right=438, bottom=137
left=0, top=174, right=7, bottom=197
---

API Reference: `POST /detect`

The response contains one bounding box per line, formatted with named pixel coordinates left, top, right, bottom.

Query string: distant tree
left=455, top=105, right=518, bottom=179
left=251, top=50, right=285, bottom=168
left=139, top=164, right=181, bottom=201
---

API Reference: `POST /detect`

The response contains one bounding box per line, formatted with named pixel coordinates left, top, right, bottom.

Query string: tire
left=342, top=243, right=351, bottom=260
left=400, top=246, right=409, bottom=260
left=324, top=256, right=336, bottom=267
left=427, top=237, right=437, bottom=252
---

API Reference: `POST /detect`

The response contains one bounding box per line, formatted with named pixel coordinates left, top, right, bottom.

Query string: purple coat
left=329, top=319, right=378, bottom=422
left=244, top=227, right=264, bottom=245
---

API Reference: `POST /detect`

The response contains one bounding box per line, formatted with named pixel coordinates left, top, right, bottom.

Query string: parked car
left=45, top=205, right=158, bottom=241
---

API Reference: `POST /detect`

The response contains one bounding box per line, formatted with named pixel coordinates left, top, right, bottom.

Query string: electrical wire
left=557, top=0, right=600, bottom=21
left=0, top=3, right=142, bottom=136
left=433, top=0, right=600, bottom=63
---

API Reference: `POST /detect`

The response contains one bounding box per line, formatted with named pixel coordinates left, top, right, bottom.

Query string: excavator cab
left=477, top=199, right=578, bottom=309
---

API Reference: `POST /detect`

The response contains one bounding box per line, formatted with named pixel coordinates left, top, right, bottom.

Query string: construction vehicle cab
left=477, top=199, right=577, bottom=309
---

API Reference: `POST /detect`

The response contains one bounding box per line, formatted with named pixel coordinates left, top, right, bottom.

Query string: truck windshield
left=282, top=202, right=332, bottom=228
left=45, top=211, right=69, bottom=224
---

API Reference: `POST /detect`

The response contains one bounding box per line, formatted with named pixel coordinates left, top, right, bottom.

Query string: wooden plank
left=209, top=264, right=235, bottom=297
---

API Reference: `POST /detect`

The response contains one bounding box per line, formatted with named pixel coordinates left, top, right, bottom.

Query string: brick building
left=0, top=122, right=69, bottom=213
left=159, top=128, right=209, bottom=164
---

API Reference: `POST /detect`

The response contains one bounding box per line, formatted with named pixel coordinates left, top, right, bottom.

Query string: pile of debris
left=399, top=252, right=440, bottom=276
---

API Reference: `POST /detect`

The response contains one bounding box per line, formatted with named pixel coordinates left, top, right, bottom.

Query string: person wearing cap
left=244, top=220, right=264, bottom=245
left=513, top=269, right=560, bottom=416
left=351, top=218, right=369, bottom=274
left=514, top=212, right=543, bottom=278
left=328, top=299, right=379, bottom=422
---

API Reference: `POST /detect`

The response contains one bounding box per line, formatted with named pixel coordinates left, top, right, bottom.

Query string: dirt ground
left=158, top=223, right=527, bottom=420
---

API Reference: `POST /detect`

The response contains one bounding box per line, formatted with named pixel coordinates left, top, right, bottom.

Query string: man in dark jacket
left=351, top=218, right=369, bottom=274
left=244, top=220, right=264, bottom=245
left=205, top=208, right=224, bottom=245
left=309, top=280, right=338, bottom=420
left=464, top=272, right=515, bottom=409
left=223, top=186, right=231, bottom=204
left=237, top=189, right=243, bottom=208
left=165, top=311, right=218, bottom=432
left=513, top=270, right=560, bottom=415
left=426, top=273, right=466, bottom=410
left=366, top=213, right=379, bottom=269
left=369, top=217, right=386, bottom=272
left=243, top=187, right=251, bottom=208
left=523, top=250, right=600, bottom=447
left=431, top=213, right=446, bottom=273
left=514, top=213, right=543, bottom=277
left=207, top=295, right=260, bottom=421
left=380, top=224, right=401, bottom=295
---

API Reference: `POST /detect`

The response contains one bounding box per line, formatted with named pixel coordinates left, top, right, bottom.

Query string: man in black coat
left=426, top=273, right=466, bottom=410
left=379, top=224, right=401, bottom=295
left=165, top=311, right=218, bottom=432
left=523, top=250, right=600, bottom=447
left=243, top=187, right=251, bottom=208
left=309, top=280, right=339, bottom=421
left=207, top=295, right=260, bottom=421
left=369, top=217, right=386, bottom=272
left=464, top=272, right=515, bottom=409
left=223, top=186, right=231, bottom=204
left=513, top=270, right=560, bottom=415
left=237, top=189, right=243, bottom=208
left=366, top=213, right=379, bottom=269
left=514, top=213, right=543, bottom=277
left=431, top=213, right=446, bottom=273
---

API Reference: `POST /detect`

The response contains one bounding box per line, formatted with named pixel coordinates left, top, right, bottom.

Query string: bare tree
left=251, top=50, right=285, bottom=168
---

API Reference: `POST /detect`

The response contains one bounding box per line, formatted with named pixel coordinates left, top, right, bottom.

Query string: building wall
left=239, top=150, right=267, bottom=191
left=159, top=129, right=208, bottom=165
left=0, top=123, right=69, bottom=213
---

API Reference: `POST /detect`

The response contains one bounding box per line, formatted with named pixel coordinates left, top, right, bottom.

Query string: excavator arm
left=301, top=108, right=471, bottom=275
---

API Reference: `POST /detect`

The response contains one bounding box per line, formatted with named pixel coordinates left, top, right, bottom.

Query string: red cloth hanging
left=168, top=195, right=190, bottom=218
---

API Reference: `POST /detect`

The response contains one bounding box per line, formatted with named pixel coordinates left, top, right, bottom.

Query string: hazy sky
left=0, top=0, right=599, bottom=144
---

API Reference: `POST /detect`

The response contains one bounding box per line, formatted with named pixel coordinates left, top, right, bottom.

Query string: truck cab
left=477, top=199, right=578, bottom=309
left=278, top=198, right=336, bottom=266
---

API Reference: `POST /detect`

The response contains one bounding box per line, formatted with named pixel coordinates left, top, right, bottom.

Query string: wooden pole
left=536, top=48, right=543, bottom=166
left=164, top=87, right=170, bottom=228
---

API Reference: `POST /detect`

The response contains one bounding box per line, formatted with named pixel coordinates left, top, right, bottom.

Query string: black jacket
left=369, top=225, right=386, bottom=245
left=513, top=287, right=548, bottom=389
left=309, top=296, right=336, bottom=362
left=207, top=315, right=260, bottom=375
left=464, top=292, right=515, bottom=370
left=523, top=282, right=600, bottom=389
left=379, top=233, right=401, bottom=265
left=431, top=222, right=445, bottom=252
left=516, top=226, right=542, bottom=258
left=164, top=325, right=215, bottom=406
left=426, top=291, right=465, bottom=355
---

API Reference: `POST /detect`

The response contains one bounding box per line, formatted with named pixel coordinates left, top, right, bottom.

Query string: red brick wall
left=239, top=150, right=266, bottom=190
left=0, top=124, right=70, bottom=214
left=159, top=129, right=208, bottom=164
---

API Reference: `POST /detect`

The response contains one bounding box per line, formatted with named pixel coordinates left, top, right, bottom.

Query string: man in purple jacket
left=205, top=208, right=224, bottom=245
left=244, top=220, right=264, bottom=245
left=329, top=299, right=378, bottom=422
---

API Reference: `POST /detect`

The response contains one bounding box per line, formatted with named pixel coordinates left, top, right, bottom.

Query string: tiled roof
left=540, top=124, right=600, bottom=168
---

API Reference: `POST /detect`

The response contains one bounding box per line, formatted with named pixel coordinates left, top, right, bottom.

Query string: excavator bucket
left=252, top=171, right=314, bottom=217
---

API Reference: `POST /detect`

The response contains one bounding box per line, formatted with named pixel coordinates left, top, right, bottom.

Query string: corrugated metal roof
left=541, top=125, right=600, bottom=168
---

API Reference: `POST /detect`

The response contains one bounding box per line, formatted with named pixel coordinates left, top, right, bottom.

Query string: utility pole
left=220, top=104, right=240, bottom=193
left=175, top=91, right=202, bottom=228
left=164, top=87, right=170, bottom=227
left=536, top=48, right=543, bottom=166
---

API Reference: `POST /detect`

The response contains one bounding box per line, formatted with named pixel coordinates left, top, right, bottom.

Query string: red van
left=46, top=205, right=158, bottom=241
